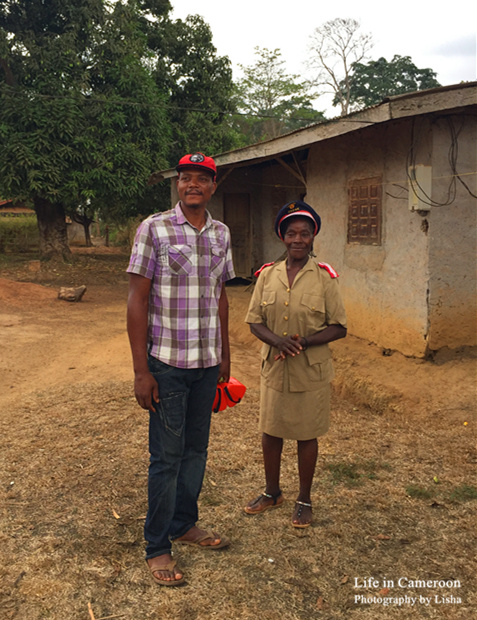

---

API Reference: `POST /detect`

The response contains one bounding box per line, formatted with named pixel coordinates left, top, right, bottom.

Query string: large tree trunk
left=34, top=197, right=72, bottom=261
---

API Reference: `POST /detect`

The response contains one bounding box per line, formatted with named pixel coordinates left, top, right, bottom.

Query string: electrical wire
left=385, top=184, right=409, bottom=200
left=1, top=85, right=476, bottom=198
left=0, top=84, right=378, bottom=126
left=406, top=115, right=477, bottom=207
left=0, top=85, right=322, bottom=123
left=406, top=118, right=455, bottom=207
left=446, top=116, right=477, bottom=199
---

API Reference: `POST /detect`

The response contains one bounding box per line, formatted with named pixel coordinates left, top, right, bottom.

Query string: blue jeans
left=144, top=355, right=219, bottom=559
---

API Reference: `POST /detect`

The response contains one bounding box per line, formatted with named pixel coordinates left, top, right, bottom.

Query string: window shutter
left=348, top=177, right=382, bottom=245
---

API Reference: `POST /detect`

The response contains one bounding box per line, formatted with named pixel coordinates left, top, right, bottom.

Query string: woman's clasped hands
left=274, top=333, right=307, bottom=361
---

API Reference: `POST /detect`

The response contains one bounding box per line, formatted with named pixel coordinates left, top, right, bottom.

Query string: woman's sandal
left=292, top=500, right=313, bottom=528
left=244, top=490, right=284, bottom=514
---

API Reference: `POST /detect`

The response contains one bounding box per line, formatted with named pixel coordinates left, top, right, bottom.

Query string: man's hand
left=217, top=357, right=230, bottom=384
left=127, top=273, right=156, bottom=410
left=134, top=370, right=159, bottom=410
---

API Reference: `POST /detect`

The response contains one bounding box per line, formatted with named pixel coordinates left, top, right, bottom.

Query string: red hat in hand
left=213, top=377, right=246, bottom=413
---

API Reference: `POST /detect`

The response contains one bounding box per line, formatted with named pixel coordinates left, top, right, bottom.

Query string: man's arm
left=127, top=273, right=159, bottom=410
left=218, top=284, right=230, bottom=383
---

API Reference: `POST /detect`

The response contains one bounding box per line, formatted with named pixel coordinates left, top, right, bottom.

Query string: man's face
left=176, top=168, right=216, bottom=209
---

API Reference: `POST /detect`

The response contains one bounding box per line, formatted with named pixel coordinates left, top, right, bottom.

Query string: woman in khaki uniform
left=244, top=201, right=347, bottom=527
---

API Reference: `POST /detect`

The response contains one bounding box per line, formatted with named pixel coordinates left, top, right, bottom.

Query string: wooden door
left=223, top=193, right=251, bottom=277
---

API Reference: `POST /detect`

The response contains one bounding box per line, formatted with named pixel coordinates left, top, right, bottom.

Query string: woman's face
left=282, top=217, right=314, bottom=260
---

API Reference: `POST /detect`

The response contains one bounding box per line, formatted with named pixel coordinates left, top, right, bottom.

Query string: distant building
left=154, top=82, right=477, bottom=358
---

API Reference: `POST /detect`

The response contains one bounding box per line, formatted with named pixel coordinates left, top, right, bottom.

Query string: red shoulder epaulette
left=254, top=262, right=275, bottom=278
left=318, top=262, right=339, bottom=278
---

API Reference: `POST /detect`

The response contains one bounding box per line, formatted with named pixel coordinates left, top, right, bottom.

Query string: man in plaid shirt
left=127, top=153, right=235, bottom=586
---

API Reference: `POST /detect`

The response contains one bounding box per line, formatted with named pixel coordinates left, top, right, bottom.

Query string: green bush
left=0, top=216, right=39, bottom=253
left=99, top=217, right=142, bottom=248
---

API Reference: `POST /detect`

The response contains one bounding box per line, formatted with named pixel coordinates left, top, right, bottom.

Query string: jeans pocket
left=156, top=392, right=186, bottom=437
left=148, top=356, right=173, bottom=376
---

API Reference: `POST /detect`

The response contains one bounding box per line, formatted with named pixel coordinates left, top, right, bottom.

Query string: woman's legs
left=296, top=438, right=318, bottom=501
left=262, top=432, right=283, bottom=496
left=244, top=433, right=283, bottom=513
left=292, top=438, right=318, bottom=526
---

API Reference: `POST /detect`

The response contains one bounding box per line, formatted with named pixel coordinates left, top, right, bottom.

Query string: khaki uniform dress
left=245, top=258, right=347, bottom=440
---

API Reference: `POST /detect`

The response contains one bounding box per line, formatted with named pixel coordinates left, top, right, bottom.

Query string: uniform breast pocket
left=168, top=245, right=193, bottom=276
left=259, top=290, right=276, bottom=319
left=300, top=293, right=326, bottom=328
left=209, top=244, right=226, bottom=278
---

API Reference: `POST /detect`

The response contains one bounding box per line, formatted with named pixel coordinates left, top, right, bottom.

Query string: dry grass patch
left=1, top=378, right=475, bottom=619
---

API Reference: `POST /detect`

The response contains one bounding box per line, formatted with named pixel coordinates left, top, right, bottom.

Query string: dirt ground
left=0, top=248, right=475, bottom=619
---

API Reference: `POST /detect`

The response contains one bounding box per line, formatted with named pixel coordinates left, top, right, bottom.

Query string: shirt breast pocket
left=259, top=290, right=276, bottom=320
left=300, top=293, right=326, bottom=328
left=168, top=245, right=193, bottom=275
left=209, top=244, right=226, bottom=278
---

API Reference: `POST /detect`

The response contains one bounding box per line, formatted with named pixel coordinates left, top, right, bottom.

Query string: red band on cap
left=278, top=210, right=318, bottom=240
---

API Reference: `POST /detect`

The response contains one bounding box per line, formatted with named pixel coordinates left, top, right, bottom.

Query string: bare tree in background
left=308, top=18, right=373, bottom=116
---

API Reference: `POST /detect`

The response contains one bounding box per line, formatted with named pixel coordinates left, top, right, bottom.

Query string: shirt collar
left=175, top=202, right=213, bottom=231
left=275, top=257, right=314, bottom=287
left=276, top=257, right=314, bottom=272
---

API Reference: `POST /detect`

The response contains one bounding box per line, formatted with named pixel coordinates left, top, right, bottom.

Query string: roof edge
left=150, top=81, right=477, bottom=182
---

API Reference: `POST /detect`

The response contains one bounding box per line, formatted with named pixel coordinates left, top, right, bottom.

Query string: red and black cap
left=176, top=152, right=217, bottom=178
left=275, top=201, right=321, bottom=240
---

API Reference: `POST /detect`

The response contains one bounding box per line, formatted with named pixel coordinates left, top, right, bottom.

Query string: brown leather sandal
left=244, top=490, right=284, bottom=514
left=173, top=530, right=230, bottom=550
left=291, top=500, right=313, bottom=528
left=148, top=558, right=185, bottom=586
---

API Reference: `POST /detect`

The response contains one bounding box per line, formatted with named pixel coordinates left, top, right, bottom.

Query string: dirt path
left=0, top=280, right=127, bottom=396
left=0, top=271, right=474, bottom=418
left=0, top=253, right=475, bottom=620
left=0, top=278, right=263, bottom=403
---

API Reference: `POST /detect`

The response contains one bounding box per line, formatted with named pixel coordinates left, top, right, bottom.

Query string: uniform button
left=283, top=332, right=287, bottom=336
left=286, top=288, right=290, bottom=292
left=312, top=306, right=315, bottom=310
left=262, top=301, right=267, bottom=306
left=284, top=301, right=289, bottom=306
left=284, top=316, right=288, bottom=321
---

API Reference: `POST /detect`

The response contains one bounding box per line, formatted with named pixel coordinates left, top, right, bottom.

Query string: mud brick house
left=153, top=82, right=477, bottom=358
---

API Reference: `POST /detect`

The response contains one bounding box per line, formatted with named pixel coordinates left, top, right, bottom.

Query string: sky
left=170, top=0, right=476, bottom=115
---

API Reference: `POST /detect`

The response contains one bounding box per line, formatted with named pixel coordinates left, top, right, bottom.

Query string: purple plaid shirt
left=127, top=203, right=235, bottom=368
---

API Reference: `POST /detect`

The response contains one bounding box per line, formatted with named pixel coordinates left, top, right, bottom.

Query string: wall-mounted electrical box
left=408, top=165, right=432, bottom=212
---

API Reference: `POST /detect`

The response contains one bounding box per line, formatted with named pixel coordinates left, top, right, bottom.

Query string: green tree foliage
left=236, top=47, right=325, bottom=143
left=342, top=55, right=440, bottom=108
left=339, top=55, right=441, bottom=109
left=0, top=0, right=170, bottom=259
left=0, top=1, right=238, bottom=259
left=151, top=14, right=240, bottom=163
